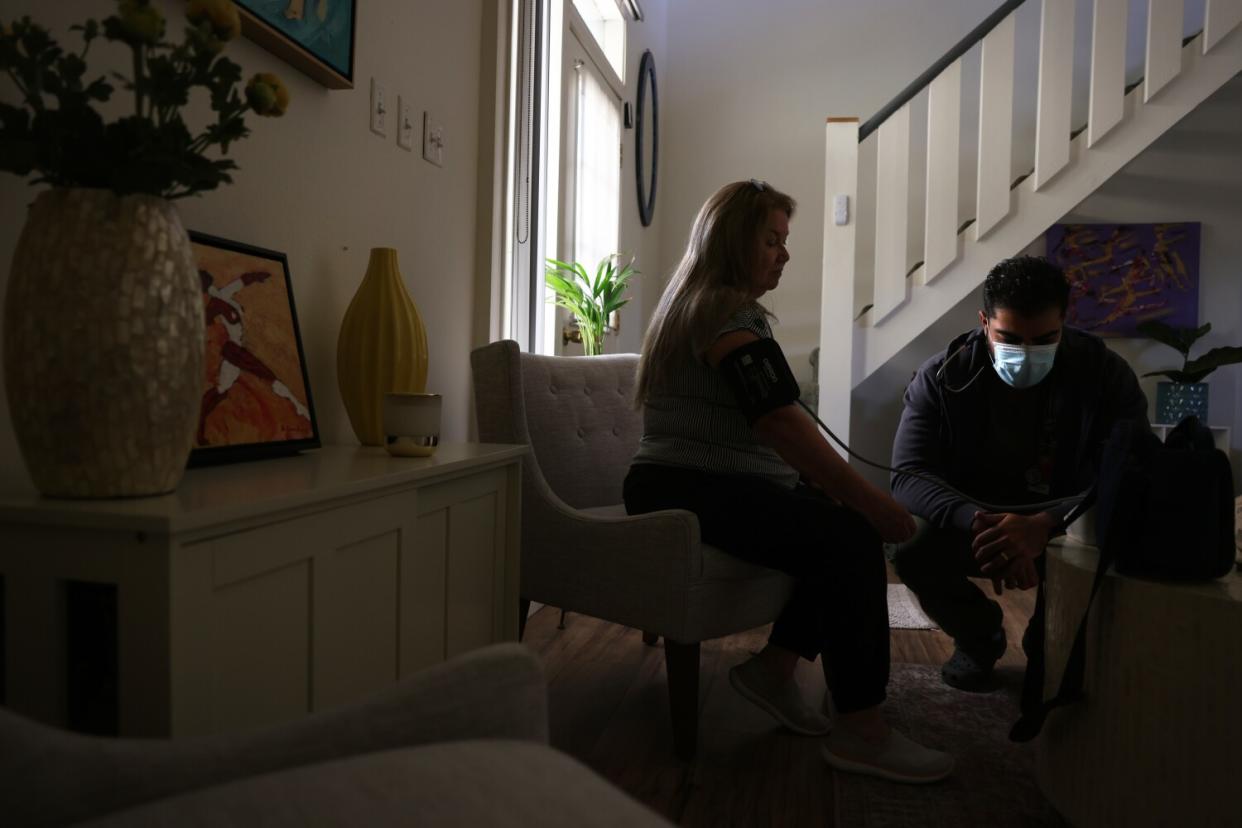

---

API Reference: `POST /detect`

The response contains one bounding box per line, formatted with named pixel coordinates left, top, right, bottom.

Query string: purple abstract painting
left=1045, top=222, right=1201, bottom=337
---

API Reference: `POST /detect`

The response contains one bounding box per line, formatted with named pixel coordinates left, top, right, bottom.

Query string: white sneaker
left=728, top=657, right=831, bottom=736
left=822, top=726, right=954, bottom=784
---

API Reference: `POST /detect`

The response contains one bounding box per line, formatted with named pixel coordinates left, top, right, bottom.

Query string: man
left=889, top=255, right=1148, bottom=692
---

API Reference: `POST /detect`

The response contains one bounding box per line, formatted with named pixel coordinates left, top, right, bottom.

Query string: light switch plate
left=833, top=194, right=849, bottom=226
left=422, top=112, right=444, bottom=167
left=369, top=78, right=387, bottom=137
left=397, top=96, right=414, bottom=150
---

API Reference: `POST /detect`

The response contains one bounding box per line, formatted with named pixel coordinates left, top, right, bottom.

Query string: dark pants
left=887, top=517, right=1044, bottom=661
left=623, top=463, right=888, bottom=714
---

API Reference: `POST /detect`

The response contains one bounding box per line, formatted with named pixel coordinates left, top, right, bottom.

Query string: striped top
left=632, top=303, right=799, bottom=489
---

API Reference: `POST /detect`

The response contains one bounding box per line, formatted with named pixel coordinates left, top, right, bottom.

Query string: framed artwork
left=188, top=232, right=320, bottom=466
left=236, top=0, right=356, bottom=89
left=1046, top=222, right=1201, bottom=337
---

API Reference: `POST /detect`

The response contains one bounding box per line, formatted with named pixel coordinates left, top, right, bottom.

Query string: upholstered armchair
left=470, top=340, right=794, bottom=759
left=0, top=644, right=670, bottom=827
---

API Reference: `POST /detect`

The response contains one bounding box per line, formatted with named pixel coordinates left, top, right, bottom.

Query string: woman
left=625, top=180, right=952, bottom=783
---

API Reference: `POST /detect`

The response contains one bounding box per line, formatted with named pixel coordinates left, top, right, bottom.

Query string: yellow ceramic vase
left=337, top=247, right=429, bottom=445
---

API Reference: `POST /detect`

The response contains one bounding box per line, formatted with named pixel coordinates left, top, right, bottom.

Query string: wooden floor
left=521, top=571, right=1037, bottom=827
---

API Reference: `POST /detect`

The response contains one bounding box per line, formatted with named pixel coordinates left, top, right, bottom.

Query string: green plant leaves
left=545, top=254, right=638, bottom=356
left=1, top=3, right=284, bottom=199
left=1137, top=318, right=1242, bottom=383
left=1144, top=346, right=1242, bottom=384
left=1135, top=320, right=1211, bottom=358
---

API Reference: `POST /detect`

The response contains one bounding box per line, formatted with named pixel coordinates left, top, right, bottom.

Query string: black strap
left=1010, top=489, right=1103, bottom=742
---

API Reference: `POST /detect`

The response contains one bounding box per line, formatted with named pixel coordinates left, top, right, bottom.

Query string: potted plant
left=1, top=1, right=288, bottom=497
left=1136, top=320, right=1242, bottom=424
left=545, top=255, right=637, bottom=356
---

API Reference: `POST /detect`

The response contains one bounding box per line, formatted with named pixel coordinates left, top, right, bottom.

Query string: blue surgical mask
left=990, top=341, right=1058, bottom=388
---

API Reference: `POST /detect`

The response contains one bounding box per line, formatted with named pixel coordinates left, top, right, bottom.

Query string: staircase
left=816, top=0, right=1242, bottom=448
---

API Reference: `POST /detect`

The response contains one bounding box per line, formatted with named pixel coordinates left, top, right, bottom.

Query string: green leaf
left=545, top=271, right=585, bottom=302
left=84, top=76, right=113, bottom=101
left=1135, top=320, right=1210, bottom=358
left=1141, top=369, right=1200, bottom=384
left=1177, top=346, right=1242, bottom=383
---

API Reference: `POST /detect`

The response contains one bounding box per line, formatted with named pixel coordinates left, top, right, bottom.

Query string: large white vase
left=3, top=188, right=206, bottom=497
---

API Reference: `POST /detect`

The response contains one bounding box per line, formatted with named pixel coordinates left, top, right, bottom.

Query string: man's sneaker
left=822, top=727, right=954, bottom=784
left=728, top=656, right=831, bottom=736
left=940, top=631, right=1006, bottom=692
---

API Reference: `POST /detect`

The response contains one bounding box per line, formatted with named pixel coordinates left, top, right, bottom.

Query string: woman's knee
left=800, top=508, right=886, bottom=580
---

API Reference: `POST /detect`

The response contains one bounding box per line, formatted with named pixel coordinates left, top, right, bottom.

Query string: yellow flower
left=245, top=72, right=289, bottom=117
left=116, top=0, right=164, bottom=46
left=187, top=0, right=241, bottom=43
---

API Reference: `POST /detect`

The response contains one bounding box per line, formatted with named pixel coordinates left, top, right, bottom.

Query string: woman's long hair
left=634, top=180, right=795, bottom=405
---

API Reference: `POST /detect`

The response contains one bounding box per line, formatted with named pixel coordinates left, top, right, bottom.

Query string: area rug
left=887, top=584, right=937, bottom=630
left=833, top=663, right=1067, bottom=828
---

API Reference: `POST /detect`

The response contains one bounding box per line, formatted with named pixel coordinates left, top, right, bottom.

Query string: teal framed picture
left=236, top=0, right=356, bottom=89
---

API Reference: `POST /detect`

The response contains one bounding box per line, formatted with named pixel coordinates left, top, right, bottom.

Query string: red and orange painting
left=190, top=233, right=318, bottom=461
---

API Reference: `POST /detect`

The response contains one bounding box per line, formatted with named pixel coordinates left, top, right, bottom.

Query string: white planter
left=3, top=188, right=205, bottom=497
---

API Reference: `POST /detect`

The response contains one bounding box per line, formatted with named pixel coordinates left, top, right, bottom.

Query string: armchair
left=0, top=644, right=669, bottom=827
left=470, top=340, right=794, bottom=759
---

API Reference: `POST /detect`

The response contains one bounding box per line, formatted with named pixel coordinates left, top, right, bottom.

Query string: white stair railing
left=818, top=0, right=1242, bottom=454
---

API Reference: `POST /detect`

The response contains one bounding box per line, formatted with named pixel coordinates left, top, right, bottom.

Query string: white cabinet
left=0, top=444, right=524, bottom=737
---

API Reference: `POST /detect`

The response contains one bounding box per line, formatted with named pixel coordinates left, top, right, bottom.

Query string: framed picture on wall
left=188, top=232, right=320, bottom=466
left=235, top=0, right=357, bottom=89
left=1046, top=222, right=1201, bottom=337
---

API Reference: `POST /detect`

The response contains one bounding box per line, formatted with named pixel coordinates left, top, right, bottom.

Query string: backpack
left=1011, top=416, right=1236, bottom=742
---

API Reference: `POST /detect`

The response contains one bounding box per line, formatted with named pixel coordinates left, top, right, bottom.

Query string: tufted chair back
left=471, top=340, right=643, bottom=510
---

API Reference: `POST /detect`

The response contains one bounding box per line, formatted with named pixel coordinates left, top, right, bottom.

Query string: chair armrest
left=522, top=491, right=707, bottom=635
left=0, top=643, right=546, bottom=828
left=529, top=496, right=703, bottom=583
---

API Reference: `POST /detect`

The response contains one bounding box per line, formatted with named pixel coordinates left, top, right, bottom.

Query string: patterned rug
left=833, top=663, right=1066, bottom=828
left=887, top=584, right=937, bottom=630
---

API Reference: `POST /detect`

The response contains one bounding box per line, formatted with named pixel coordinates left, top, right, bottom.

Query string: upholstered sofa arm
left=0, top=644, right=547, bottom=828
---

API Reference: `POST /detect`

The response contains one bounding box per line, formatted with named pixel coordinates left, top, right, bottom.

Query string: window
left=570, top=0, right=626, bottom=81
left=499, top=0, right=628, bottom=355
left=551, top=28, right=622, bottom=354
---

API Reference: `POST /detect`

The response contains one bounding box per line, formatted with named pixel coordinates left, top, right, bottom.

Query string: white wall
left=850, top=76, right=1242, bottom=490
left=1, top=0, right=487, bottom=491
left=655, top=0, right=1001, bottom=374
left=615, top=0, right=667, bottom=355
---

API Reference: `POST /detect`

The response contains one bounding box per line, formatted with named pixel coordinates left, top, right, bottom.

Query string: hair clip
left=749, top=178, right=767, bottom=191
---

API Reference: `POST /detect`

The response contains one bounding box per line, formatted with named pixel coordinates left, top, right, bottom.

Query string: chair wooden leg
left=517, top=598, right=531, bottom=642
left=663, top=639, right=700, bottom=761
left=642, top=631, right=659, bottom=646
left=557, top=608, right=567, bottom=629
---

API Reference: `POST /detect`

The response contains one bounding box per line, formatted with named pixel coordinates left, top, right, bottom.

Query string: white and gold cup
left=383, top=392, right=441, bottom=457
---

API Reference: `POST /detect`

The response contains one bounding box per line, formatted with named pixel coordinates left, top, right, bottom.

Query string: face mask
left=990, top=341, right=1058, bottom=388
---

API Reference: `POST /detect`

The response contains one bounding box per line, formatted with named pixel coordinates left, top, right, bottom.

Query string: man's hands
left=971, top=511, right=1057, bottom=594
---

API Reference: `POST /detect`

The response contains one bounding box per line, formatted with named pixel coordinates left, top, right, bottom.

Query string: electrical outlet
left=370, top=78, right=387, bottom=137
left=397, top=96, right=414, bottom=150
left=422, top=112, right=444, bottom=167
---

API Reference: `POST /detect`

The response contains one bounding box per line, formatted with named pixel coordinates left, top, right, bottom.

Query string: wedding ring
left=999, top=551, right=1010, bottom=562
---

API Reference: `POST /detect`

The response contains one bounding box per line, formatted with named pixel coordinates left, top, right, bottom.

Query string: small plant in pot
left=0, top=0, right=288, bottom=497
left=545, top=255, right=637, bottom=356
left=1137, top=320, right=1242, bottom=425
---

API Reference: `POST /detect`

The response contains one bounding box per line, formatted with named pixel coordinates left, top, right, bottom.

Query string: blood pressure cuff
left=717, top=338, right=800, bottom=425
